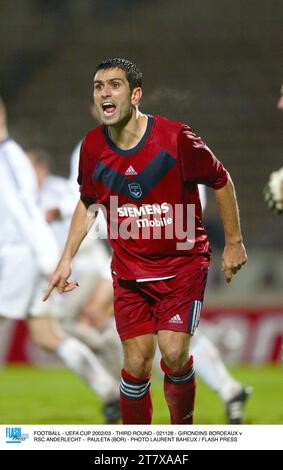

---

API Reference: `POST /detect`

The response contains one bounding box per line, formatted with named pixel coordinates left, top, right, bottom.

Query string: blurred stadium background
left=0, top=0, right=282, bottom=424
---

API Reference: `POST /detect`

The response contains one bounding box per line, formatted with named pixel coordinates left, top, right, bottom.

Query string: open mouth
left=102, top=102, right=117, bottom=117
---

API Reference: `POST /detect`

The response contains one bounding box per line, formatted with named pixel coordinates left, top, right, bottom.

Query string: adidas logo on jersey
left=125, top=165, right=138, bottom=175
left=169, top=314, right=183, bottom=324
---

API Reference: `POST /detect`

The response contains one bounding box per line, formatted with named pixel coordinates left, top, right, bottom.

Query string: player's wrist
left=225, top=235, right=243, bottom=246
left=58, top=256, right=72, bottom=268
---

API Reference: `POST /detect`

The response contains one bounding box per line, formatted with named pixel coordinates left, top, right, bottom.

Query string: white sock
left=61, top=322, right=105, bottom=352
left=61, top=319, right=122, bottom=381
left=191, top=333, right=242, bottom=401
left=57, top=337, right=119, bottom=403
left=97, top=319, right=123, bottom=381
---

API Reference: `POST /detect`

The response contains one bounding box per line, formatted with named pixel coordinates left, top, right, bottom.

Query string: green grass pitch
left=0, top=364, right=282, bottom=424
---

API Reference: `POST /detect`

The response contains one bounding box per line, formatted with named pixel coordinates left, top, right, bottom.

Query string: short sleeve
left=77, top=137, right=98, bottom=207
left=178, top=125, right=229, bottom=189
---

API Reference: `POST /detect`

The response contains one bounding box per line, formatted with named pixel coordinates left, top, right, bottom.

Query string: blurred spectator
left=277, top=82, right=283, bottom=112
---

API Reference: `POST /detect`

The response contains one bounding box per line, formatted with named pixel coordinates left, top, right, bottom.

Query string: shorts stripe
left=188, top=300, right=202, bottom=335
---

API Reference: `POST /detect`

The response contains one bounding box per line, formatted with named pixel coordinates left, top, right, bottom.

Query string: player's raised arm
left=43, top=199, right=97, bottom=300
left=214, top=175, right=247, bottom=283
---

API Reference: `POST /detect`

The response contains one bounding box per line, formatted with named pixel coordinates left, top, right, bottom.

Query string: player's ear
left=131, top=87, right=142, bottom=107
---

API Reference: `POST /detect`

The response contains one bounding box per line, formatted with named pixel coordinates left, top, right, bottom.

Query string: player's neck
left=108, top=110, right=148, bottom=150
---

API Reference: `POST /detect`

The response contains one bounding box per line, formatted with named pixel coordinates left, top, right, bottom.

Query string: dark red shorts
left=113, top=265, right=208, bottom=341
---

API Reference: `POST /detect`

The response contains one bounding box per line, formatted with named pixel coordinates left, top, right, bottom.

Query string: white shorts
left=0, top=244, right=39, bottom=319
left=59, top=239, right=112, bottom=319
left=29, top=277, right=62, bottom=318
left=0, top=244, right=59, bottom=319
left=0, top=238, right=112, bottom=320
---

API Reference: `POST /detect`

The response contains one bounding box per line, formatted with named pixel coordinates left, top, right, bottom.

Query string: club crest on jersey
left=128, top=182, right=142, bottom=199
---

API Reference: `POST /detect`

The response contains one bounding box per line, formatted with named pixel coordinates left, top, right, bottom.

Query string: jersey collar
left=103, top=115, right=154, bottom=156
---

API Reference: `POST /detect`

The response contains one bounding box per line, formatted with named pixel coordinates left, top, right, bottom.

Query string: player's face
left=93, top=68, right=139, bottom=125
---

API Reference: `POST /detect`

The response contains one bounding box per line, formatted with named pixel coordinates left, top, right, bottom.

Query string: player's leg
left=192, top=332, right=242, bottom=400
left=75, top=277, right=122, bottom=381
left=60, top=244, right=120, bottom=371
left=27, top=316, right=120, bottom=410
left=0, top=245, right=37, bottom=364
left=63, top=316, right=123, bottom=380
left=60, top=271, right=115, bottom=353
left=158, top=330, right=196, bottom=424
left=81, top=278, right=114, bottom=328
left=59, top=258, right=121, bottom=422
left=95, top=318, right=122, bottom=381
left=120, top=333, right=156, bottom=424
left=62, top=321, right=122, bottom=424
left=153, top=267, right=208, bottom=424
left=61, top=275, right=122, bottom=382
left=65, top=275, right=122, bottom=376
left=62, top=320, right=109, bottom=352
left=113, top=275, right=158, bottom=424
left=191, top=332, right=252, bottom=423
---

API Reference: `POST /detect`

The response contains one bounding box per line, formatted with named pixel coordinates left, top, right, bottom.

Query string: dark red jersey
left=78, top=115, right=228, bottom=279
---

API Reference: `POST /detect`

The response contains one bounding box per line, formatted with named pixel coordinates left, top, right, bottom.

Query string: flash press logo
left=6, top=427, right=29, bottom=444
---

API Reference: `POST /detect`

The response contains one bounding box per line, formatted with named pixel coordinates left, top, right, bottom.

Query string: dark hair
left=94, top=58, right=142, bottom=91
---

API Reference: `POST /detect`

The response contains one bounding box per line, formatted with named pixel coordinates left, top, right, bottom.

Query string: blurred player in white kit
left=28, top=147, right=122, bottom=384
left=0, top=97, right=120, bottom=423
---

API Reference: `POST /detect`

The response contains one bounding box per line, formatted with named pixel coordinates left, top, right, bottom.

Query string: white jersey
left=70, top=141, right=108, bottom=238
left=69, top=141, right=82, bottom=195
left=28, top=169, right=111, bottom=320
left=38, top=174, right=74, bottom=248
left=0, top=138, right=59, bottom=318
left=38, top=171, right=111, bottom=276
left=0, top=138, right=59, bottom=274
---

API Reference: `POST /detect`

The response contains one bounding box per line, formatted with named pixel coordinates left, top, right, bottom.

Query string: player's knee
left=124, top=352, right=153, bottom=378
left=29, top=329, right=49, bottom=350
left=161, top=345, right=188, bottom=372
left=28, top=320, right=60, bottom=352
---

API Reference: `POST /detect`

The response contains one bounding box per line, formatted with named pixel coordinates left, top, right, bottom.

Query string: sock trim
left=120, top=377, right=151, bottom=400
left=120, top=368, right=151, bottom=400
left=166, top=366, right=195, bottom=384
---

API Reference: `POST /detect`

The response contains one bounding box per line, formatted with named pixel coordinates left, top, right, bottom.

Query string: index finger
left=43, top=280, right=56, bottom=302
left=225, top=268, right=233, bottom=283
